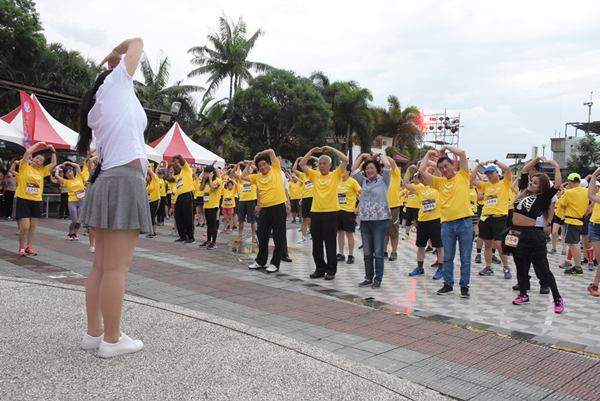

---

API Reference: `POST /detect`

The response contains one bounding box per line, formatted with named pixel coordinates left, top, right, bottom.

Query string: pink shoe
left=512, top=294, right=529, bottom=305
left=554, top=298, right=564, bottom=313
left=68, top=234, right=73, bottom=241
left=72, top=235, right=79, bottom=241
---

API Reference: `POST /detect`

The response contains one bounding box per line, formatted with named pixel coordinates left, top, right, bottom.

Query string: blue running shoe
left=409, top=267, right=425, bottom=276
left=433, top=268, right=443, bottom=280
left=479, top=266, right=494, bottom=276
left=503, top=267, right=512, bottom=279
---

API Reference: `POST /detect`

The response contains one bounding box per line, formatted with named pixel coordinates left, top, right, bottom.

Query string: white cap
left=580, top=179, right=589, bottom=188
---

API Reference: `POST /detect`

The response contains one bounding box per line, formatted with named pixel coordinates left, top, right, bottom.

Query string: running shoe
left=169, top=230, right=178, bottom=236
left=347, top=255, right=355, bottom=264
left=561, top=249, right=567, bottom=255
left=587, top=284, right=600, bottom=297
left=431, top=261, right=439, bottom=267
left=409, top=267, right=424, bottom=276
left=145, top=233, right=155, bottom=239
left=389, top=252, right=398, bottom=261
left=252, top=236, right=258, bottom=243
left=588, top=262, right=596, bottom=271
left=460, top=287, right=470, bottom=298
left=299, top=218, right=302, bottom=223
left=248, top=261, right=265, bottom=269
left=232, top=225, right=237, bottom=230
left=336, top=253, right=345, bottom=261
left=559, top=261, right=572, bottom=269
left=433, top=269, right=443, bottom=280
left=479, top=266, right=494, bottom=276
left=83, top=228, right=89, bottom=236
left=18, top=248, right=26, bottom=257
left=491, top=255, right=501, bottom=264
left=425, top=246, right=433, bottom=253
left=184, top=239, right=196, bottom=244
left=72, top=235, right=79, bottom=241
left=234, top=236, right=243, bottom=242
left=174, top=237, right=186, bottom=243
left=401, top=234, right=410, bottom=240
left=6, top=216, right=12, bottom=221
left=25, top=247, right=37, bottom=256
left=554, top=298, right=564, bottom=313
left=266, top=264, right=279, bottom=273
left=474, top=254, right=482, bottom=264
left=564, top=267, right=583, bottom=276
left=503, top=267, right=512, bottom=279
left=88, top=246, right=95, bottom=253
left=548, top=248, right=557, bottom=254
left=68, top=234, right=73, bottom=241
left=372, top=282, right=381, bottom=289
left=207, top=242, right=217, bottom=250
left=358, top=279, right=373, bottom=287
left=513, top=294, right=529, bottom=305
left=198, top=241, right=209, bottom=248
left=411, top=227, right=417, bottom=233
left=437, top=284, right=454, bottom=295
left=291, top=219, right=296, bottom=223
left=384, top=252, right=388, bottom=258
left=298, top=237, right=307, bottom=244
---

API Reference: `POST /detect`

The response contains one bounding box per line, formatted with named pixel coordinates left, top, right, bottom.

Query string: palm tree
left=331, top=82, right=374, bottom=160
left=380, top=95, right=422, bottom=155
left=190, top=98, right=242, bottom=161
left=187, top=13, right=273, bottom=100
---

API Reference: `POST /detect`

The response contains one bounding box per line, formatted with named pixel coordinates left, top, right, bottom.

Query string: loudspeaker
left=233, top=151, right=245, bottom=164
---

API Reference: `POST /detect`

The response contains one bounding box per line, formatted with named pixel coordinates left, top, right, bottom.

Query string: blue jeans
left=360, top=220, right=389, bottom=284
left=441, top=217, right=473, bottom=288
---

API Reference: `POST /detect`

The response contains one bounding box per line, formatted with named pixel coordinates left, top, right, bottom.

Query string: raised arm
left=299, top=147, right=321, bottom=176
left=589, top=168, right=600, bottom=204
left=321, top=145, right=349, bottom=171
left=547, top=159, right=561, bottom=188
left=54, top=166, right=64, bottom=185
left=21, top=142, right=47, bottom=164
left=101, top=37, right=144, bottom=77
left=402, top=165, right=417, bottom=192
left=351, top=153, right=370, bottom=172
left=440, top=145, right=468, bottom=173
left=522, top=156, right=544, bottom=174
left=418, top=149, right=438, bottom=186
left=470, top=161, right=484, bottom=189
left=254, top=149, right=277, bottom=166
left=240, top=160, right=253, bottom=183
left=65, top=161, right=81, bottom=176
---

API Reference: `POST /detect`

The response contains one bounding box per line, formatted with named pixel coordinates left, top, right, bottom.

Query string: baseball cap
left=580, top=179, right=589, bottom=188
left=484, top=165, right=499, bottom=174
left=567, top=173, right=581, bottom=182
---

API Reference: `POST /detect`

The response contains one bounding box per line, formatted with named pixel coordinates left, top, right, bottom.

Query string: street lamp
left=542, top=144, right=547, bottom=157
left=584, top=92, right=593, bottom=136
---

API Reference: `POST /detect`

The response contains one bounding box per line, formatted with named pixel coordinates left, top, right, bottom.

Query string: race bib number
left=76, top=190, right=85, bottom=200
left=338, top=193, right=347, bottom=205
left=26, top=183, right=40, bottom=195
left=171, top=194, right=175, bottom=201
left=422, top=199, right=436, bottom=213
left=224, top=198, right=233, bottom=206
left=175, top=178, right=183, bottom=189
left=305, top=181, right=313, bottom=189
left=408, top=193, right=416, bottom=199
left=486, top=195, right=498, bottom=206
left=203, top=193, right=210, bottom=203
left=470, top=201, right=475, bottom=209
left=505, top=230, right=520, bottom=248
left=243, top=183, right=252, bottom=192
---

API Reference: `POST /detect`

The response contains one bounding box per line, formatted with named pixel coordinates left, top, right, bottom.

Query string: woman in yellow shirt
left=145, top=166, right=161, bottom=238
left=199, top=165, right=222, bottom=250
left=15, top=141, right=56, bottom=256
left=55, top=161, right=86, bottom=241
left=221, top=180, right=238, bottom=234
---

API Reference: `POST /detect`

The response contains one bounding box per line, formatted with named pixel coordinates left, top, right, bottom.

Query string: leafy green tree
left=187, top=13, right=273, bottom=100
left=566, top=135, right=600, bottom=178
left=331, top=82, right=374, bottom=159
left=229, top=69, right=333, bottom=160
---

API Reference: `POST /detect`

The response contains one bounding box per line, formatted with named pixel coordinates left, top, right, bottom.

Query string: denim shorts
left=589, top=222, right=600, bottom=243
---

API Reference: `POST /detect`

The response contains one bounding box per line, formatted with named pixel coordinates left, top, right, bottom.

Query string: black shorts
left=479, top=215, right=508, bottom=241
left=238, top=200, right=257, bottom=224
left=506, top=209, right=514, bottom=229
left=552, top=215, right=564, bottom=226
left=416, top=218, right=442, bottom=248
left=404, top=207, right=419, bottom=226
left=337, top=210, right=356, bottom=232
left=15, top=197, right=44, bottom=219
left=564, top=223, right=582, bottom=244
left=301, top=197, right=313, bottom=218
left=290, top=198, right=300, bottom=214
left=194, top=197, right=204, bottom=207
left=582, top=216, right=590, bottom=236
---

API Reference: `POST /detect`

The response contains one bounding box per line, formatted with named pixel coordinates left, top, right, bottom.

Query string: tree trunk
left=345, top=123, right=352, bottom=164
left=229, top=74, right=234, bottom=100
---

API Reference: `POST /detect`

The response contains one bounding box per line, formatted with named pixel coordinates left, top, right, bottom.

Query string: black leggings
left=205, top=207, right=219, bottom=243
left=157, top=196, right=167, bottom=223
left=149, top=200, right=159, bottom=228
left=59, top=192, right=68, bottom=218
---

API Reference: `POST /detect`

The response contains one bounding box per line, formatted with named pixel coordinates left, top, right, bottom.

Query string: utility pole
left=584, top=92, right=593, bottom=136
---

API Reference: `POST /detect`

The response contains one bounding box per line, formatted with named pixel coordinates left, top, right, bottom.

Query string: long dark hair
left=77, top=70, right=112, bottom=156
left=516, top=173, right=553, bottom=222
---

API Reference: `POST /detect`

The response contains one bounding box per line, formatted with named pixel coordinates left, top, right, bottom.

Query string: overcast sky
left=34, top=0, right=600, bottom=163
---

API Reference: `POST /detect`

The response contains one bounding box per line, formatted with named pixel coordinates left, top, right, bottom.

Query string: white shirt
left=88, top=62, right=148, bottom=173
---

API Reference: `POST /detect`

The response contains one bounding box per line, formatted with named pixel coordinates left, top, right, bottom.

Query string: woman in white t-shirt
left=76, top=38, right=151, bottom=358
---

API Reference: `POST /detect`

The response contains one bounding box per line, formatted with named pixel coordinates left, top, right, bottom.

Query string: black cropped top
left=514, top=173, right=558, bottom=220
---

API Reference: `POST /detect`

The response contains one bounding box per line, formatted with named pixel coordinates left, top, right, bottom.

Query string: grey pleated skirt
left=81, top=165, right=152, bottom=233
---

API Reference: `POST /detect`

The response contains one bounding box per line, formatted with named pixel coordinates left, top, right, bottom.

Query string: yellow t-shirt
left=249, top=160, right=286, bottom=208
left=399, top=188, right=409, bottom=211
left=469, top=188, right=478, bottom=212
left=16, top=163, right=50, bottom=201
left=413, top=183, right=441, bottom=222
left=221, top=186, right=237, bottom=208
left=406, top=188, right=420, bottom=209
left=308, top=167, right=344, bottom=213
left=238, top=178, right=258, bottom=202
left=298, top=172, right=314, bottom=198
left=203, top=177, right=222, bottom=209
left=431, top=169, right=474, bottom=223
left=555, top=198, right=564, bottom=219
left=61, top=174, right=86, bottom=202
left=174, top=162, right=194, bottom=196
left=508, top=189, right=515, bottom=211
left=81, top=164, right=90, bottom=185
left=477, top=188, right=485, bottom=206
left=337, top=177, right=361, bottom=213
left=387, top=168, right=402, bottom=208
left=146, top=174, right=161, bottom=202
left=193, top=178, right=202, bottom=198
left=590, top=190, right=600, bottom=224
left=560, top=186, right=589, bottom=226
left=168, top=181, right=177, bottom=202
left=289, top=181, right=303, bottom=200
left=480, top=179, right=512, bottom=216
left=159, top=179, right=166, bottom=197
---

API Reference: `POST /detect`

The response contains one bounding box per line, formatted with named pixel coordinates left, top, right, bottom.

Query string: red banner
left=20, top=91, right=36, bottom=150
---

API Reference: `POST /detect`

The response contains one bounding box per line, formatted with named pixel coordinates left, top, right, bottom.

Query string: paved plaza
left=1, top=217, right=600, bottom=400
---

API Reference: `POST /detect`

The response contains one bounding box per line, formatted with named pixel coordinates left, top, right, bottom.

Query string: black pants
left=175, top=191, right=194, bottom=240
left=3, top=190, right=15, bottom=217
left=149, top=200, right=159, bottom=228
left=205, top=207, right=219, bottom=243
left=311, top=212, right=338, bottom=276
left=256, top=203, right=286, bottom=268
left=59, top=192, right=68, bottom=218
left=157, top=196, right=167, bottom=223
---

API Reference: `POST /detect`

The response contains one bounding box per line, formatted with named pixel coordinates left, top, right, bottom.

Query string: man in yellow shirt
left=300, top=146, right=349, bottom=280
left=288, top=173, right=303, bottom=223
left=293, top=156, right=318, bottom=244
left=336, top=164, right=361, bottom=264
left=165, top=155, right=195, bottom=244
left=418, top=146, right=474, bottom=298
left=241, top=149, right=290, bottom=273
left=230, top=162, right=258, bottom=243
left=560, top=173, right=590, bottom=276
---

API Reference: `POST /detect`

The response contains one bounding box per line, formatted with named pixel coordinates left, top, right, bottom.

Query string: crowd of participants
left=4, top=37, right=600, bottom=359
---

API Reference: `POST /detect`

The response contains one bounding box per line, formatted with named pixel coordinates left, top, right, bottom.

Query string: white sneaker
left=81, top=332, right=104, bottom=350
left=589, top=262, right=596, bottom=271
left=248, top=261, right=264, bottom=269
left=298, top=237, right=307, bottom=244
left=98, top=333, right=143, bottom=358
left=88, top=246, right=95, bottom=253
left=266, top=264, right=279, bottom=273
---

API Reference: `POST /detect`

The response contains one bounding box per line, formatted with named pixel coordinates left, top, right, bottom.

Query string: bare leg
left=89, top=227, right=96, bottom=247
left=551, top=223, right=560, bottom=250
left=569, top=243, right=582, bottom=267
left=484, top=239, right=494, bottom=266
left=346, top=231, right=355, bottom=256
left=27, top=218, right=38, bottom=248
left=338, top=231, right=345, bottom=255
left=417, top=247, right=426, bottom=262
left=390, top=237, right=399, bottom=253
left=18, top=218, right=30, bottom=248
left=496, top=240, right=509, bottom=266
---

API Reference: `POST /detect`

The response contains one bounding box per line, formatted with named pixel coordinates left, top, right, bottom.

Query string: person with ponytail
left=77, top=38, right=151, bottom=358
